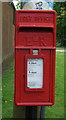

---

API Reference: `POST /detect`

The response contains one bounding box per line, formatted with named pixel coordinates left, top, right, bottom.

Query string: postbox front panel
left=14, top=10, right=56, bottom=106
left=17, top=27, right=53, bottom=47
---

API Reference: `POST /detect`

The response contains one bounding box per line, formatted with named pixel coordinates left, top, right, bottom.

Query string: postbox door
left=15, top=49, right=52, bottom=105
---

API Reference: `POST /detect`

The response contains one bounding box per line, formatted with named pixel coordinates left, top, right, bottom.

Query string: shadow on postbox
left=14, top=10, right=56, bottom=106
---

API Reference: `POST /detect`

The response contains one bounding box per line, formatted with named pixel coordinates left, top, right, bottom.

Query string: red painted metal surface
left=14, top=10, right=56, bottom=106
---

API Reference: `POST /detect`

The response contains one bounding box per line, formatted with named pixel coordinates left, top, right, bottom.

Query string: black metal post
left=40, top=106, right=45, bottom=120
left=25, top=106, right=37, bottom=120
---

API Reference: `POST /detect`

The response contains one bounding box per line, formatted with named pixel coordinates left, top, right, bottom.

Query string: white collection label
left=27, top=58, right=43, bottom=88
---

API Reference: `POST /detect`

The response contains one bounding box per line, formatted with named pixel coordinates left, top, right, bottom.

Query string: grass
left=2, top=61, right=14, bottom=118
left=64, top=52, right=66, bottom=118
left=56, top=46, right=66, bottom=50
left=2, top=52, right=64, bottom=118
left=45, top=52, right=64, bottom=118
left=0, top=76, right=2, bottom=120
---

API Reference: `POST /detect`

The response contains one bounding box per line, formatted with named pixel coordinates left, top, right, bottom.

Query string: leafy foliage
left=16, top=1, right=23, bottom=9
left=54, top=2, right=66, bottom=46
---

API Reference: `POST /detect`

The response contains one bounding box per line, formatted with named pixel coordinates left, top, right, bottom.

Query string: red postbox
left=14, top=10, right=56, bottom=106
